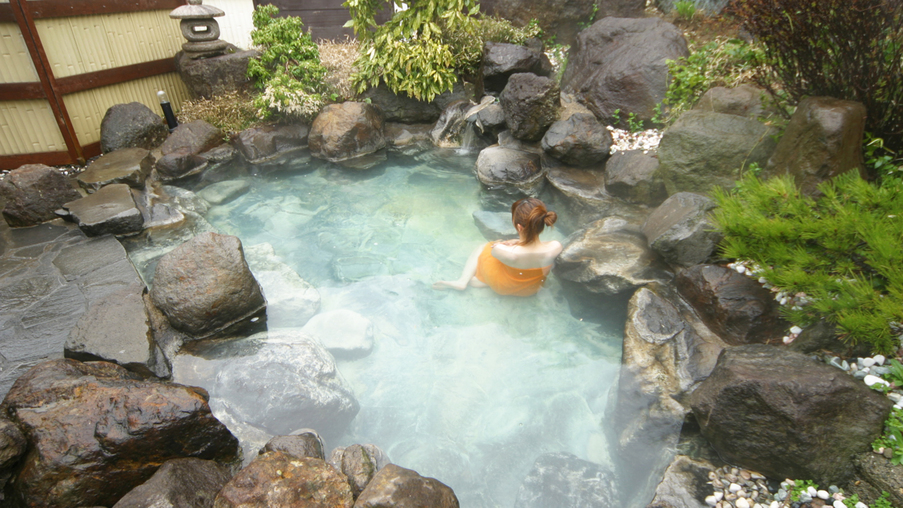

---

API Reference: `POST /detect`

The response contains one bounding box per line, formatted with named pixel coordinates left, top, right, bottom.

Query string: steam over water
left=166, top=151, right=624, bottom=507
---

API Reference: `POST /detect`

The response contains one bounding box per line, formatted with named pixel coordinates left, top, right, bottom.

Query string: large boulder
left=63, top=183, right=145, bottom=237
left=656, top=109, right=778, bottom=195
left=211, top=336, right=359, bottom=440
left=231, top=123, right=310, bottom=163
left=175, top=49, right=257, bottom=99
left=646, top=455, right=716, bottom=508
left=3, top=359, right=239, bottom=508
left=480, top=0, right=645, bottom=46
left=430, top=100, right=481, bottom=149
left=328, top=444, right=390, bottom=499
left=764, top=96, right=867, bottom=196
left=64, top=282, right=169, bottom=378
left=694, top=84, right=775, bottom=120
left=499, top=73, right=560, bottom=141
left=100, top=102, right=168, bottom=153
left=0, top=164, right=80, bottom=227
left=675, top=264, right=787, bottom=346
left=642, top=192, right=721, bottom=268
left=244, top=243, right=321, bottom=329
left=514, top=452, right=619, bottom=508
left=111, top=457, right=233, bottom=508
left=214, top=452, right=353, bottom=508
left=77, top=147, right=154, bottom=192
left=161, top=120, right=224, bottom=156
left=612, top=283, right=725, bottom=500
left=555, top=217, right=668, bottom=295
left=362, top=82, right=440, bottom=123
left=150, top=232, right=266, bottom=339
left=605, top=150, right=667, bottom=206
left=309, top=102, right=386, bottom=162
left=850, top=452, right=903, bottom=508
left=475, top=145, right=545, bottom=196
left=562, top=17, right=688, bottom=124
left=482, top=42, right=552, bottom=93
left=541, top=113, right=613, bottom=166
left=689, top=344, right=893, bottom=483
left=355, top=463, right=459, bottom=508
left=260, top=431, right=327, bottom=460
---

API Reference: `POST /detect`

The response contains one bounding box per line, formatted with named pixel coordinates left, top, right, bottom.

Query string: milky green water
left=171, top=151, right=623, bottom=507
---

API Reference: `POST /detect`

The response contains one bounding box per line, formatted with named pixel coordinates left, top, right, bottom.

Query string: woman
left=433, top=198, right=563, bottom=297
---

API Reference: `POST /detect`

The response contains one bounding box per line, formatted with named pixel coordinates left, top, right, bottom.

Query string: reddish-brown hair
left=511, top=198, right=557, bottom=245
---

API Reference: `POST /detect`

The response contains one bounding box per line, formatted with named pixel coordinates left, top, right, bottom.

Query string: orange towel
left=475, top=243, right=548, bottom=297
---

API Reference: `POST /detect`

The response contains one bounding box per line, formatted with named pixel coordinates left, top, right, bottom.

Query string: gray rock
left=472, top=210, right=519, bottom=240
left=500, top=73, right=560, bottom=141
left=154, top=149, right=207, bottom=182
left=787, top=320, right=871, bottom=357
left=65, top=282, right=169, bottom=378
left=244, top=243, right=320, bottom=329
left=356, top=463, right=459, bottom=508
left=675, top=264, right=787, bottom=346
left=605, top=150, right=667, bottom=206
left=850, top=452, right=903, bottom=508
left=63, top=183, right=144, bottom=237
left=302, top=309, right=374, bottom=360
left=431, top=100, right=480, bottom=149
left=555, top=217, right=668, bottom=294
left=111, top=457, right=233, bottom=508
left=150, top=232, right=265, bottom=339
left=161, top=120, right=224, bottom=156
left=482, top=42, right=552, bottom=93
left=231, top=123, right=310, bottom=163
left=563, top=17, right=688, bottom=124
left=541, top=113, right=613, bottom=166
left=309, top=102, right=386, bottom=163
left=175, top=49, right=257, bottom=99
left=514, top=452, right=619, bottom=508
left=689, top=344, right=893, bottom=483
left=362, top=82, right=441, bottom=123
left=197, top=179, right=250, bottom=205
left=328, top=444, right=390, bottom=499
left=642, top=192, right=721, bottom=268
left=161, top=185, right=210, bottom=215
left=474, top=146, right=545, bottom=195
left=694, top=84, right=776, bottom=120
left=77, top=148, right=154, bottom=192
left=0, top=165, right=81, bottom=228
left=764, top=96, right=867, bottom=196
left=100, top=102, right=168, bottom=153
left=212, top=336, right=359, bottom=440
left=656, top=109, right=778, bottom=195
left=647, top=455, right=716, bottom=508
left=260, top=431, right=327, bottom=460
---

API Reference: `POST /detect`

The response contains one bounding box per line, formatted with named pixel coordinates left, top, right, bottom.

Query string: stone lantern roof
left=170, top=0, right=225, bottom=20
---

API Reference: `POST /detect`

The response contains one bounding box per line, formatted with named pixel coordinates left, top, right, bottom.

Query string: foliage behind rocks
left=178, top=90, right=263, bottom=136
left=730, top=0, right=903, bottom=154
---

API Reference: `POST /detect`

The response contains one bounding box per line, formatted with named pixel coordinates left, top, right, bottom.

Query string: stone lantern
left=170, top=0, right=229, bottom=59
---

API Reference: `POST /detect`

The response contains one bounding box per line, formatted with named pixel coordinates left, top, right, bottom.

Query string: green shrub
left=247, top=5, right=327, bottom=121
left=730, top=0, right=903, bottom=155
left=873, top=408, right=903, bottom=465
left=442, top=16, right=542, bottom=81
left=674, top=0, right=697, bottom=20
left=711, top=170, right=903, bottom=354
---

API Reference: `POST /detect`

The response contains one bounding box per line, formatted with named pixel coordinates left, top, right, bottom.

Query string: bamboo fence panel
left=0, top=100, right=66, bottom=154
left=0, top=22, right=38, bottom=82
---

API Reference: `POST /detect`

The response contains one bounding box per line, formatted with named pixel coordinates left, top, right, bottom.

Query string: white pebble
left=856, top=503, right=868, bottom=508
left=875, top=355, right=886, bottom=365
left=736, top=265, right=747, bottom=274
left=807, top=486, right=818, bottom=497
left=818, top=490, right=830, bottom=499
left=736, top=498, right=750, bottom=508
left=770, top=502, right=779, bottom=508
left=833, top=501, right=846, bottom=508
left=864, top=374, right=891, bottom=387
left=705, top=495, right=717, bottom=506
left=862, top=357, right=876, bottom=368
left=754, top=504, right=763, bottom=508
left=782, top=336, right=794, bottom=344
left=714, top=492, right=724, bottom=501
left=729, top=483, right=742, bottom=493
left=790, top=325, right=803, bottom=335
left=758, top=277, right=768, bottom=284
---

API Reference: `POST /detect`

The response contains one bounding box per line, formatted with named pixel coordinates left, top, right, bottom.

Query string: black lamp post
left=157, top=90, right=178, bottom=132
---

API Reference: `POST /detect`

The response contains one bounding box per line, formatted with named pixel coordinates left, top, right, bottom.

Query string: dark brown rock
left=100, top=102, right=168, bottom=153
left=309, top=102, right=386, bottom=162
left=260, top=431, right=326, bottom=460
left=514, top=452, right=618, bottom=508
left=764, top=96, right=867, bottom=196
left=112, top=457, right=233, bottom=508
left=850, top=452, right=903, bottom=508
left=3, top=359, right=239, bottom=508
left=605, top=150, right=667, bottom=206
left=540, top=113, right=612, bottom=166
left=482, top=42, right=552, bottom=93
left=175, top=49, right=257, bottom=99
left=646, top=455, right=716, bottom=508
left=231, top=123, right=310, bottom=162
left=562, top=17, right=688, bottom=124
left=0, top=415, right=26, bottom=503
left=643, top=192, right=722, bottom=268
left=63, top=183, right=144, bottom=237
left=77, top=148, right=154, bottom=192
left=361, top=82, right=440, bottom=123
left=500, top=73, right=560, bottom=141
left=150, top=232, right=265, bottom=339
left=161, top=120, right=224, bottom=157
left=155, top=148, right=207, bottom=181
left=0, top=164, right=80, bottom=228
left=675, top=264, right=787, bottom=345
left=328, top=444, right=389, bottom=499
left=355, top=463, right=459, bottom=508
left=475, top=146, right=545, bottom=196
left=689, top=345, right=893, bottom=483
left=214, top=452, right=353, bottom=508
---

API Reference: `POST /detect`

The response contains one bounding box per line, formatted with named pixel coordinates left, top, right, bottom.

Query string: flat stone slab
left=472, top=210, right=518, bottom=241
left=76, top=148, right=153, bottom=192
left=64, top=183, right=144, bottom=237
left=0, top=220, right=143, bottom=399
left=197, top=179, right=251, bottom=205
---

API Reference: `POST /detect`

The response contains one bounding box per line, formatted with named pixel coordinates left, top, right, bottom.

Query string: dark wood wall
left=253, top=0, right=393, bottom=40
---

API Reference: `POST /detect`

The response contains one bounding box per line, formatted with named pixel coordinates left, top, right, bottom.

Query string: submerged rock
left=355, top=463, right=459, bottom=508
left=646, top=455, right=716, bottom=508
left=244, top=243, right=320, bottom=329
left=196, top=179, right=250, bottom=205
left=3, top=359, right=239, bottom=508
left=301, top=309, right=374, bottom=360
left=0, top=164, right=81, bottom=228
left=514, top=452, right=619, bottom=508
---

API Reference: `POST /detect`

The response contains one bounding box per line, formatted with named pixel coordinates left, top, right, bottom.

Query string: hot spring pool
left=149, top=150, right=624, bottom=507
